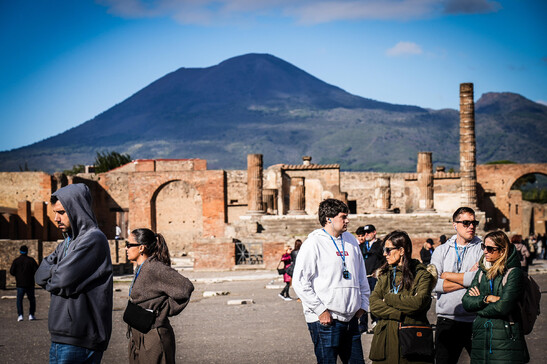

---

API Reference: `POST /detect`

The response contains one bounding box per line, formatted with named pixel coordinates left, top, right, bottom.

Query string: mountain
left=1, top=53, right=546, bottom=173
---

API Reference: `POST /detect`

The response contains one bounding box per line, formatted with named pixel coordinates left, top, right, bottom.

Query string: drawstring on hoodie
left=483, top=320, right=493, bottom=354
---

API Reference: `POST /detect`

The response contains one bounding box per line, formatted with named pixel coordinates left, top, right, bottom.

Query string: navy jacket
left=35, top=184, right=113, bottom=351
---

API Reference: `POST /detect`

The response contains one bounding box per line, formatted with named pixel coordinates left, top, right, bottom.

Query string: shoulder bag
left=398, top=322, right=434, bottom=359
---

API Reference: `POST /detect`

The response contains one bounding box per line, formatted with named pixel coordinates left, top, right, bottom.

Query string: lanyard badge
left=323, top=229, right=351, bottom=280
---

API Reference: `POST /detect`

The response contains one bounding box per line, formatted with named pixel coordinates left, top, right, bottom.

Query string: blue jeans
left=307, top=316, right=365, bottom=364
left=16, top=287, right=36, bottom=316
left=49, top=343, right=103, bottom=364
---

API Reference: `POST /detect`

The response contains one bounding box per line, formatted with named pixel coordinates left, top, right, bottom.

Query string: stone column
left=374, top=176, right=391, bottom=212
left=247, top=154, right=265, bottom=215
left=460, top=83, right=478, bottom=208
left=289, top=177, right=306, bottom=215
left=17, top=201, right=32, bottom=239
left=33, top=201, right=49, bottom=241
left=263, top=189, right=277, bottom=215
left=417, top=152, right=435, bottom=211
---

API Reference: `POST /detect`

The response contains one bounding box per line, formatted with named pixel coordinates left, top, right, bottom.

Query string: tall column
left=374, top=176, right=391, bottom=212
left=417, top=152, right=435, bottom=211
left=460, top=83, right=478, bottom=208
left=17, top=200, right=32, bottom=239
left=288, top=177, right=306, bottom=215
left=33, top=201, right=49, bottom=241
left=247, top=154, right=265, bottom=215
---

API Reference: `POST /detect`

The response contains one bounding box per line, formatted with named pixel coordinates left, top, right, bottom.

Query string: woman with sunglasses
left=369, top=230, right=434, bottom=363
left=125, top=228, right=194, bottom=364
left=462, top=231, right=529, bottom=363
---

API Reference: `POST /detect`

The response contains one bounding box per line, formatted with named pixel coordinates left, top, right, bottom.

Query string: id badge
left=343, top=270, right=351, bottom=280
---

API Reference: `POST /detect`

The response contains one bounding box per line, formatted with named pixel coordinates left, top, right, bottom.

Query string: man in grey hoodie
left=35, top=184, right=113, bottom=363
left=431, top=207, right=483, bottom=364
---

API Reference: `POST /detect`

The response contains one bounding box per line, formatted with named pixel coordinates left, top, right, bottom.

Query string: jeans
left=435, top=317, right=472, bottom=364
left=307, top=316, right=365, bottom=364
left=49, top=343, right=103, bottom=364
left=16, top=287, right=36, bottom=316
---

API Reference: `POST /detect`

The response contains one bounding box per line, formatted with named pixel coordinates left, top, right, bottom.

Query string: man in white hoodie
left=293, top=199, right=370, bottom=364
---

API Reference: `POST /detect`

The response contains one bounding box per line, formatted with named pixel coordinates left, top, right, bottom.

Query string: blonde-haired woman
left=462, top=231, right=529, bottom=363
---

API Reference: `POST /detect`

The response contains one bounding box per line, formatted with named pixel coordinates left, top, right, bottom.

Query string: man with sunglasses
left=430, top=207, right=483, bottom=364
left=35, top=184, right=113, bottom=363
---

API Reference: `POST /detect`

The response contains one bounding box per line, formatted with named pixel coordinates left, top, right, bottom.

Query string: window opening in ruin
left=235, top=241, right=264, bottom=265
left=348, top=200, right=357, bottom=214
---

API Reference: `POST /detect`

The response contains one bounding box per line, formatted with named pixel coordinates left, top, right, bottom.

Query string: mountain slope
left=0, top=54, right=545, bottom=173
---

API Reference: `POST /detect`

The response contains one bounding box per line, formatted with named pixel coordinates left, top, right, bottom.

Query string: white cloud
left=95, top=0, right=501, bottom=25
left=386, top=41, right=423, bottom=57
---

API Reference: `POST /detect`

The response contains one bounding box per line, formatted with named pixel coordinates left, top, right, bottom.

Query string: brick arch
left=495, top=164, right=547, bottom=197
left=127, top=170, right=226, bottom=239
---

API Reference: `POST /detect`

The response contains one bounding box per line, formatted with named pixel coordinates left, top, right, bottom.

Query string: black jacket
left=360, top=239, right=385, bottom=276
left=420, top=247, right=434, bottom=265
left=10, top=254, right=38, bottom=288
left=35, top=184, right=113, bottom=351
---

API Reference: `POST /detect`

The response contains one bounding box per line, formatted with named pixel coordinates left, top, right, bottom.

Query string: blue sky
left=1, top=0, right=546, bottom=152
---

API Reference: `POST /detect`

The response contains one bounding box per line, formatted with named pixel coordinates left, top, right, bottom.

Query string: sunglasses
left=454, top=220, right=479, bottom=228
left=383, top=247, right=399, bottom=255
left=481, top=243, right=500, bottom=254
left=125, top=241, right=141, bottom=248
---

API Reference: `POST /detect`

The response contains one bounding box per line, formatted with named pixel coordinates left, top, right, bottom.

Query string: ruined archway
left=151, top=180, right=203, bottom=256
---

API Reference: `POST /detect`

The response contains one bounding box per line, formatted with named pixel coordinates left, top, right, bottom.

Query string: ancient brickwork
left=0, top=172, right=52, bottom=208
left=460, top=83, right=478, bottom=207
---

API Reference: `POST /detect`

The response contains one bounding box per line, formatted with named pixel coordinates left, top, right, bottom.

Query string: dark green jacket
left=462, top=244, right=529, bottom=363
left=369, top=259, right=433, bottom=364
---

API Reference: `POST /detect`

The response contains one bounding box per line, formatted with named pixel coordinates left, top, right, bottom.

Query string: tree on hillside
left=94, top=151, right=131, bottom=173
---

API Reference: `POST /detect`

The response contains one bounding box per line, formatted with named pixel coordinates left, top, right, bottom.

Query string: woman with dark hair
left=278, top=245, right=293, bottom=301
left=462, top=231, right=529, bottom=363
left=125, top=228, right=194, bottom=364
left=369, top=230, right=434, bottom=364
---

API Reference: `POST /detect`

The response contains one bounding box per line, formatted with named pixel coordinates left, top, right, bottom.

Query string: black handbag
left=276, top=260, right=285, bottom=275
left=123, top=300, right=157, bottom=333
left=398, top=323, right=434, bottom=359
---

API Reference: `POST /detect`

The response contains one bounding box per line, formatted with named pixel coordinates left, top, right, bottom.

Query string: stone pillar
left=33, top=201, right=49, bottom=241
left=263, top=189, right=277, bottom=215
left=374, top=176, right=391, bottom=212
left=417, top=152, right=435, bottom=211
left=288, top=177, right=306, bottom=215
left=18, top=201, right=32, bottom=239
left=302, top=156, right=312, bottom=166
left=247, top=154, right=265, bottom=215
left=460, top=83, right=478, bottom=208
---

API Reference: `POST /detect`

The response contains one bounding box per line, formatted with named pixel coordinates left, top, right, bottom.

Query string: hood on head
left=52, top=183, right=98, bottom=240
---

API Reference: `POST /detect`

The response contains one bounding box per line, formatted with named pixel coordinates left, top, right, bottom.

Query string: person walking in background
left=10, top=245, right=38, bottom=322
left=430, top=207, right=483, bottom=364
left=511, top=234, right=530, bottom=273
left=293, top=199, right=370, bottom=364
left=369, top=230, right=434, bottom=363
left=355, top=224, right=385, bottom=334
left=462, top=230, right=529, bottom=363
left=439, top=235, right=447, bottom=245
left=420, top=238, right=435, bottom=265
left=35, top=184, right=113, bottom=364
left=125, top=228, right=194, bottom=364
left=279, top=245, right=293, bottom=301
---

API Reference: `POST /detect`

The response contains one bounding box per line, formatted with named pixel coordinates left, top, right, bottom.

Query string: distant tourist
left=369, top=231, right=434, bottom=363
left=430, top=207, right=483, bottom=364
left=463, top=231, right=529, bottom=363
left=420, top=238, right=435, bottom=265
left=439, top=234, right=447, bottom=245
left=293, top=199, right=370, bottom=364
left=355, top=224, right=385, bottom=334
left=35, top=184, right=113, bottom=363
left=511, top=234, right=530, bottom=273
left=278, top=245, right=293, bottom=301
left=124, top=228, right=194, bottom=364
left=10, top=245, right=38, bottom=322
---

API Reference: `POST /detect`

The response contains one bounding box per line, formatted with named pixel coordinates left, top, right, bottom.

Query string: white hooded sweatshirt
left=292, top=228, right=370, bottom=323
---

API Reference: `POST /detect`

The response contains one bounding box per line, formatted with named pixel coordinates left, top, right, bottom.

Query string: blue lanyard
left=392, top=267, right=401, bottom=294
left=454, top=241, right=467, bottom=271
left=63, top=237, right=71, bottom=257
left=323, top=229, right=346, bottom=269
left=489, top=279, right=494, bottom=294
left=365, top=241, right=370, bottom=258
left=129, top=262, right=144, bottom=298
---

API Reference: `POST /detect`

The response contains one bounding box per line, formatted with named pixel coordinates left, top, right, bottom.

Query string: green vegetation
left=94, top=151, right=131, bottom=173
left=63, top=164, right=85, bottom=176
left=511, top=174, right=547, bottom=203
left=485, top=160, right=516, bottom=165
